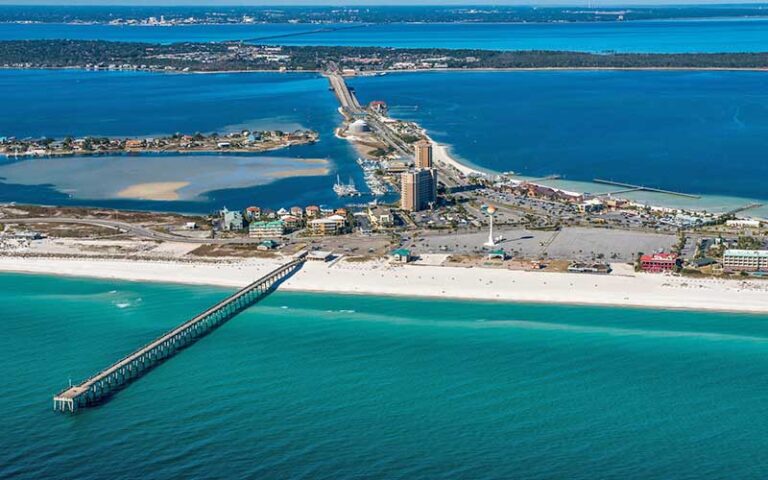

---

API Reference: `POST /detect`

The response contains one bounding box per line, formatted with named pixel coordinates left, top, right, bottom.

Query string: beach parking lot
left=411, top=227, right=676, bottom=262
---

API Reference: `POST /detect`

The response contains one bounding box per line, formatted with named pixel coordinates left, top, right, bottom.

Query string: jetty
left=52, top=256, right=305, bottom=413
left=593, top=178, right=701, bottom=199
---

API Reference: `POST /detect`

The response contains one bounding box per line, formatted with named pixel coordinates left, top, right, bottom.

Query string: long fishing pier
left=53, top=257, right=305, bottom=413
left=593, top=178, right=701, bottom=199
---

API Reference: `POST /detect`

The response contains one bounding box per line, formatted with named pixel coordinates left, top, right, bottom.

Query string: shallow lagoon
left=0, top=69, right=360, bottom=211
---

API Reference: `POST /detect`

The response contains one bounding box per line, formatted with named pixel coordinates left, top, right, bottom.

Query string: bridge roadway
left=326, top=71, right=413, bottom=157
left=52, top=256, right=306, bottom=413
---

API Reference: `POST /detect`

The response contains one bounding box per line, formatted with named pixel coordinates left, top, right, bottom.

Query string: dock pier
left=593, top=178, right=701, bottom=199
left=53, top=257, right=305, bottom=413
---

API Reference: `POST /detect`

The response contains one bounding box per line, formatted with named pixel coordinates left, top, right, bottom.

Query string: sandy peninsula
left=0, top=255, right=766, bottom=314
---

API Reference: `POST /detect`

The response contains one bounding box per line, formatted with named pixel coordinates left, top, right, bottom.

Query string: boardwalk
left=53, top=256, right=305, bottom=413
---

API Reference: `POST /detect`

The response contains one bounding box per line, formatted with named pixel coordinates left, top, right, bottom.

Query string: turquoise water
left=2, top=272, right=768, bottom=479
left=0, top=69, right=362, bottom=212
left=2, top=19, right=768, bottom=52
left=351, top=70, right=768, bottom=204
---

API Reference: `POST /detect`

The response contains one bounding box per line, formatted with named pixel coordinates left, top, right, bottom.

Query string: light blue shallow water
left=351, top=70, right=768, bottom=203
left=2, top=273, right=768, bottom=479
left=2, top=19, right=768, bottom=52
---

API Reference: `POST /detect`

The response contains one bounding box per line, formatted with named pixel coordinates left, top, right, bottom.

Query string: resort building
left=639, top=253, right=679, bottom=273
left=722, top=249, right=768, bottom=272
left=368, top=206, right=394, bottom=229
left=414, top=139, right=433, bottom=169
left=369, top=100, right=388, bottom=115
left=401, top=169, right=438, bottom=212
left=219, top=208, right=244, bottom=231
left=279, top=215, right=302, bottom=231
left=308, top=215, right=347, bottom=236
left=245, top=206, right=261, bottom=220
left=305, top=205, right=321, bottom=218
left=290, top=206, right=304, bottom=217
left=248, top=220, right=285, bottom=238
left=578, top=198, right=604, bottom=213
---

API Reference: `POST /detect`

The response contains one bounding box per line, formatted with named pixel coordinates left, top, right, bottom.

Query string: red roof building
left=640, top=253, right=679, bottom=273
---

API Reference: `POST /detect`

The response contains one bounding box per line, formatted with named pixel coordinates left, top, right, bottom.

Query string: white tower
left=484, top=205, right=497, bottom=247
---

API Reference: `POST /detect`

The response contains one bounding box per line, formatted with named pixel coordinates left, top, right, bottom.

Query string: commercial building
left=639, top=253, right=679, bottom=273
left=308, top=214, right=347, bottom=236
left=390, top=248, right=412, bottom=264
left=725, top=219, right=762, bottom=229
left=414, top=139, right=433, bottom=169
left=349, top=119, right=370, bottom=135
left=723, top=249, right=768, bottom=272
left=248, top=220, right=285, bottom=238
left=401, top=169, right=437, bottom=212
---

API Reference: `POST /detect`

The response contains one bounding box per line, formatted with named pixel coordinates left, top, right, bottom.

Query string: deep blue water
left=0, top=69, right=362, bottom=212
left=2, top=273, right=768, bottom=479
left=352, top=70, right=768, bottom=202
left=1, top=19, right=768, bottom=52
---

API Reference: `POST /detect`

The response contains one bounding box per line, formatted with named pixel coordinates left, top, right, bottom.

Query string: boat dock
left=593, top=178, right=701, bottom=199
left=52, top=257, right=305, bottom=413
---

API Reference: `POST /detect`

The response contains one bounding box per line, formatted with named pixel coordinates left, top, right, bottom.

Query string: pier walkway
left=53, top=256, right=305, bottom=413
left=593, top=178, right=701, bottom=199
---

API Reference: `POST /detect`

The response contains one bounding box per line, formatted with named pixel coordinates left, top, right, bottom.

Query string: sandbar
left=117, top=182, right=190, bottom=201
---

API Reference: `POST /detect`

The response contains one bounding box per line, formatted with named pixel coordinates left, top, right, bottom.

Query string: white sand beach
left=425, top=134, right=488, bottom=177
left=0, top=256, right=766, bottom=314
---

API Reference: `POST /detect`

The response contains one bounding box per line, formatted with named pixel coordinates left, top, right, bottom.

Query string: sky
left=0, top=1, right=766, bottom=5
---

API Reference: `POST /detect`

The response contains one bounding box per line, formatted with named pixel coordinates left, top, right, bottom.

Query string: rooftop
left=724, top=249, right=768, bottom=258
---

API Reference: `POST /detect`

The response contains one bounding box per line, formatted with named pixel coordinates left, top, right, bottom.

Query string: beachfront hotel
left=723, top=249, right=768, bottom=272
left=639, top=253, right=679, bottom=273
left=248, top=220, right=285, bottom=239
left=401, top=169, right=437, bottom=212
left=414, top=139, right=433, bottom=169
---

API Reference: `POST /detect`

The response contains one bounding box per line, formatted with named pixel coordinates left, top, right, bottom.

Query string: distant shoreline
left=3, top=65, right=767, bottom=76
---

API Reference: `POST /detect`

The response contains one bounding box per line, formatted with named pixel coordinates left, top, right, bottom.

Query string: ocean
left=2, top=272, right=768, bottom=479
left=2, top=18, right=768, bottom=52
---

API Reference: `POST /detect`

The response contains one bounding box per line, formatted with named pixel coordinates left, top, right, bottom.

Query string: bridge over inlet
left=53, top=257, right=305, bottom=413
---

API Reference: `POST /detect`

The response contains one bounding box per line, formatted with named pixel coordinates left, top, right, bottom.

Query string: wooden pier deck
left=593, top=178, right=701, bottom=199
left=53, top=256, right=305, bottom=413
